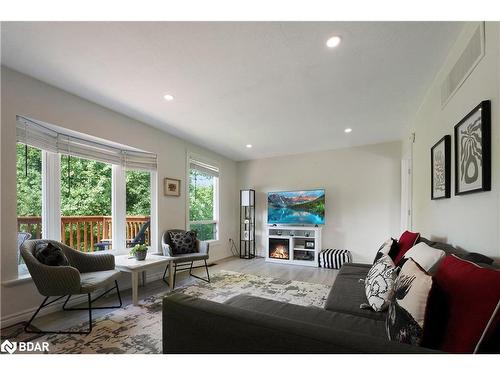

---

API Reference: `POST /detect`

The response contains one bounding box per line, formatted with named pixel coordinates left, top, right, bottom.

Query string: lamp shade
left=241, top=189, right=255, bottom=206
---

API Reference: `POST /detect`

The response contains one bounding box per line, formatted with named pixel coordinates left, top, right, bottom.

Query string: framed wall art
left=454, top=100, right=491, bottom=195
left=164, top=177, right=181, bottom=197
left=431, top=135, right=451, bottom=200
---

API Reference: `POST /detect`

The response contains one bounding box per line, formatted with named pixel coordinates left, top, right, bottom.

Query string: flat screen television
left=267, top=189, right=325, bottom=225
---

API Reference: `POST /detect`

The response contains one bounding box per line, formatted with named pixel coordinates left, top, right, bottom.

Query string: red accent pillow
left=430, top=255, right=500, bottom=353
left=394, top=231, right=420, bottom=264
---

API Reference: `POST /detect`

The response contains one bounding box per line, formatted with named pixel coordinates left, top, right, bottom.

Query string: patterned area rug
left=2, top=270, right=331, bottom=354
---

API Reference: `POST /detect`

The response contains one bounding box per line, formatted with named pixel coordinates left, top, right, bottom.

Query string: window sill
left=2, top=272, right=32, bottom=287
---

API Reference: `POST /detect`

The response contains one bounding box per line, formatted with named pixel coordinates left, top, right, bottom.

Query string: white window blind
left=189, top=158, right=219, bottom=177
left=16, top=115, right=157, bottom=171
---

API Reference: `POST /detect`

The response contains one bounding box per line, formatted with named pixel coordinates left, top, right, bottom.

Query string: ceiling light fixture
left=246, top=144, right=253, bottom=148
left=344, top=128, right=352, bottom=133
left=326, top=35, right=342, bottom=48
left=163, top=94, right=174, bottom=101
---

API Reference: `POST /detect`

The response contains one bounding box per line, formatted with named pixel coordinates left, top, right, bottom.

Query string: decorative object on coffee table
left=454, top=100, right=491, bottom=195
left=164, top=177, right=181, bottom=196
left=130, top=244, right=148, bottom=260
left=431, top=135, right=451, bottom=200
left=240, top=189, right=256, bottom=259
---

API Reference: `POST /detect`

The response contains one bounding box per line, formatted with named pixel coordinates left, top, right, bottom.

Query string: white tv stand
left=265, top=225, right=322, bottom=267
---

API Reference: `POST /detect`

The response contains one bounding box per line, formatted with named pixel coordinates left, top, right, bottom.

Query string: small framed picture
left=164, top=177, right=181, bottom=197
left=305, top=240, right=315, bottom=249
left=431, top=135, right=451, bottom=200
left=454, top=100, right=491, bottom=195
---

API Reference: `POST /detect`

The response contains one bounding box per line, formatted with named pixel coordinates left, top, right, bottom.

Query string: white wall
left=405, top=22, right=500, bottom=259
left=1, top=67, right=238, bottom=323
left=237, top=141, right=402, bottom=263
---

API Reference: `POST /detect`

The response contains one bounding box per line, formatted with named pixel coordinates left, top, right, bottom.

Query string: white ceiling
left=1, top=22, right=463, bottom=161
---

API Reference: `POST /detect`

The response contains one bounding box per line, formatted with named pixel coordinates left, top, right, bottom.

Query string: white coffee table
left=115, top=254, right=174, bottom=305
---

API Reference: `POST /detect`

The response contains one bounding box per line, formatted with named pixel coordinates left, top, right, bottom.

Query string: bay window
left=15, top=115, right=157, bottom=276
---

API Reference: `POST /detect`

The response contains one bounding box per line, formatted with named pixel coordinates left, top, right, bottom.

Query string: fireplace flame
left=270, top=245, right=289, bottom=259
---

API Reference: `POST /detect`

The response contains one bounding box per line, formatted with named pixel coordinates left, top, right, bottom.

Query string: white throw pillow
left=365, top=255, right=398, bottom=312
left=403, top=242, right=445, bottom=274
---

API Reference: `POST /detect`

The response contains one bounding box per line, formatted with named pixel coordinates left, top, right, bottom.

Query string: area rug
left=2, top=270, right=331, bottom=354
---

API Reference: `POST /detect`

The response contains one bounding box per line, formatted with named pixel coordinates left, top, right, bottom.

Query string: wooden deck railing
left=17, top=215, right=150, bottom=252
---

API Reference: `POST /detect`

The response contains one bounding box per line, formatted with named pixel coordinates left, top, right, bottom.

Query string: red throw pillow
left=394, top=230, right=420, bottom=264
left=430, top=255, right=500, bottom=353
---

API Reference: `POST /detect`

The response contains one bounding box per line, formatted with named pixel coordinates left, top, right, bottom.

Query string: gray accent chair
left=161, top=229, right=210, bottom=289
left=20, top=239, right=122, bottom=334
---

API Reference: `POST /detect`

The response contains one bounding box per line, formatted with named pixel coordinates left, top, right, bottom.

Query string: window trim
left=186, top=152, right=220, bottom=243
left=112, top=165, right=127, bottom=250
left=42, top=151, right=61, bottom=241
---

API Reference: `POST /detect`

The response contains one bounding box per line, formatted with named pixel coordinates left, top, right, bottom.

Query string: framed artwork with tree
left=431, top=135, right=451, bottom=200
left=454, top=100, right=491, bottom=195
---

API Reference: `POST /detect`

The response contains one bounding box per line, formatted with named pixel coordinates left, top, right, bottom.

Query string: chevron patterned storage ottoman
left=318, top=249, right=352, bottom=269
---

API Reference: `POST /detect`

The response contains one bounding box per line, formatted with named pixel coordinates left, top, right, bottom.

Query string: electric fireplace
left=269, top=238, right=290, bottom=260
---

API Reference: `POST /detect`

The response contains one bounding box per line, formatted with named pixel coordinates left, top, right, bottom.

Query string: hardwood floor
left=17, top=256, right=338, bottom=332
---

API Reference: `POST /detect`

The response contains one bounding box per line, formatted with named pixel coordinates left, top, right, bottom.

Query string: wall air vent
left=441, top=22, right=485, bottom=108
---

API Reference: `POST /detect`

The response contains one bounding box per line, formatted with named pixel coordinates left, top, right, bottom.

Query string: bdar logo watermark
left=1, top=340, right=16, bottom=354
left=1, top=339, right=49, bottom=354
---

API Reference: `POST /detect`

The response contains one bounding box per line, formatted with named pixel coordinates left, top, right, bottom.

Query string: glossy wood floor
left=20, top=256, right=339, bottom=332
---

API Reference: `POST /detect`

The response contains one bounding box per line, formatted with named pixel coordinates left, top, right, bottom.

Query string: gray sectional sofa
left=162, top=238, right=497, bottom=354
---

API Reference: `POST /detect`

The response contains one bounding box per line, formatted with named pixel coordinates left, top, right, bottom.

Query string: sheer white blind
left=16, top=115, right=157, bottom=171
left=189, top=158, right=219, bottom=177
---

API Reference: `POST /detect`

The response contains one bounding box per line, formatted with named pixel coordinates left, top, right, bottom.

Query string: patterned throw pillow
left=386, top=258, right=433, bottom=346
left=373, top=238, right=399, bottom=263
left=364, top=255, right=398, bottom=312
left=168, top=231, right=197, bottom=254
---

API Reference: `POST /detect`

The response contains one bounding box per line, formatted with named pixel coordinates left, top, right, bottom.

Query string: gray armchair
left=20, top=239, right=122, bottom=334
left=161, top=229, right=210, bottom=289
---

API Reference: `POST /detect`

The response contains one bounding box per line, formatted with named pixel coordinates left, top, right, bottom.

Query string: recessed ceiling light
left=344, top=128, right=352, bottom=133
left=326, top=35, right=342, bottom=48
left=163, top=94, right=174, bottom=101
left=246, top=144, right=253, bottom=148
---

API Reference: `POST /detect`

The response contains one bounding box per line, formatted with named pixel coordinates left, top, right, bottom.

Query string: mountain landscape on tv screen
left=267, top=190, right=325, bottom=225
